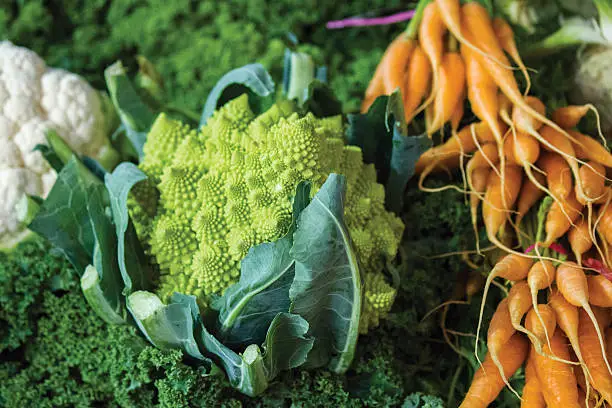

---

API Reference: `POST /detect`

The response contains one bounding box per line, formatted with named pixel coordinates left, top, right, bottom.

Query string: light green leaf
left=214, top=182, right=311, bottom=348
left=105, top=163, right=154, bottom=292
left=105, top=61, right=156, bottom=159
left=289, top=174, right=361, bottom=374
left=200, top=63, right=275, bottom=126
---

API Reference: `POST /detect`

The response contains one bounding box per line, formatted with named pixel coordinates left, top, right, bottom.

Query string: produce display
left=2, top=0, right=612, bottom=407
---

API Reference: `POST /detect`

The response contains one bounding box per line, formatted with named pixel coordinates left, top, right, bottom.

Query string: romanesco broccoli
left=130, top=94, right=403, bottom=332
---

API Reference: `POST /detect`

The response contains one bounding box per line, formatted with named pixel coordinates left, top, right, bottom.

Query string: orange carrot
left=538, top=152, right=573, bottom=201
left=382, top=35, right=415, bottom=95
left=578, top=307, right=612, bottom=403
left=416, top=1, right=447, bottom=120
left=577, top=161, right=606, bottom=205
left=549, top=289, right=591, bottom=388
left=586, top=275, right=612, bottom=307
left=576, top=389, right=597, bottom=408
left=482, top=165, right=523, bottom=239
left=557, top=262, right=612, bottom=375
left=553, top=105, right=591, bottom=129
left=527, top=261, right=556, bottom=346
left=533, top=329, right=581, bottom=408
left=515, top=171, right=546, bottom=228
left=597, top=204, right=612, bottom=246
left=569, top=217, right=594, bottom=265
left=476, top=254, right=533, bottom=365
left=461, top=3, right=563, bottom=142
left=543, top=193, right=584, bottom=246
left=525, top=304, right=557, bottom=348
left=471, top=167, right=490, bottom=251
left=522, top=348, right=546, bottom=408
left=513, top=96, right=547, bottom=134
left=568, top=130, right=612, bottom=167
left=429, top=52, right=466, bottom=133
left=460, top=333, right=529, bottom=408
left=450, top=96, right=465, bottom=132
left=508, top=280, right=533, bottom=335
left=468, top=143, right=499, bottom=173
left=403, top=44, right=432, bottom=121
left=492, top=17, right=531, bottom=95
left=487, top=297, right=521, bottom=394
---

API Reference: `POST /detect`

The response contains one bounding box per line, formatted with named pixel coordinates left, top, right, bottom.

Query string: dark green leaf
left=105, top=61, right=157, bottom=159
left=303, top=80, right=343, bottom=118
left=289, top=174, right=361, bottom=374
left=34, top=130, right=79, bottom=173
left=104, top=163, right=154, bottom=293
left=385, top=126, right=432, bottom=214
left=28, top=158, right=98, bottom=274
left=85, top=184, right=125, bottom=323
left=200, top=63, right=275, bottom=127
left=346, top=93, right=431, bottom=214
left=213, top=182, right=311, bottom=348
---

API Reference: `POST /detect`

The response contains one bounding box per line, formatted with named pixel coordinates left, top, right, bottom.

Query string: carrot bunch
left=362, top=0, right=531, bottom=139
left=460, top=256, right=612, bottom=408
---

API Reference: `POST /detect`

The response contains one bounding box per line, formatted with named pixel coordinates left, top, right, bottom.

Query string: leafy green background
left=0, top=0, right=548, bottom=406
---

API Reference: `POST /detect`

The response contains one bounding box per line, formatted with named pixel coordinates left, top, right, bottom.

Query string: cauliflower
left=0, top=41, right=119, bottom=249
left=130, top=94, right=404, bottom=333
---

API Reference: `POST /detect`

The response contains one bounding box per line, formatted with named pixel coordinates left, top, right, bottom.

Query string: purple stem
left=326, top=10, right=416, bottom=29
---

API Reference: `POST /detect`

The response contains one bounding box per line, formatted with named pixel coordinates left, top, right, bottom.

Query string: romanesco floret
left=130, top=94, right=404, bottom=332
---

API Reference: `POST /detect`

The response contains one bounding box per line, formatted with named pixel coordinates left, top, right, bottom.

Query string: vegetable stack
left=24, top=62, right=409, bottom=398
left=362, top=0, right=612, bottom=405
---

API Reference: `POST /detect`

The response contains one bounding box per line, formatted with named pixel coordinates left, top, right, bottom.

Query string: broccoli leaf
left=200, top=63, right=275, bottom=126
left=105, top=61, right=157, bottom=159
left=28, top=157, right=97, bottom=274
left=105, top=163, right=155, bottom=293
left=82, top=184, right=125, bottom=324
left=127, top=291, right=211, bottom=362
left=347, top=93, right=431, bottom=214
left=289, top=174, right=361, bottom=374
left=176, top=293, right=313, bottom=397
left=213, top=182, right=311, bottom=348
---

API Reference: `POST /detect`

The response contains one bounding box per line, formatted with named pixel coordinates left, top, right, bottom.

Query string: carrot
left=578, top=307, right=612, bottom=403
left=521, top=351, right=546, bottom=408
left=569, top=217, right=594, bottom=265
left=460, top=333, right=529, bottom=408
left=475, top=254, right=533, bottom=365
left=597, top=204, right=612, bottom=246
left=607, top=327, right=612, bottom=363
left=587, top=275, right=612, bottom=307
left=470, top=167, right=490, bottom=253
left=549, top=289, right=592, bottom=390
left=381, top=35, right=415, bottom=95
left=576, top=389, right=597, bottom=408
left=533, top=329, right=581, bottom=408
left=508, top=280, right=533, bottom=336
left=415, top=1, right=447, bottom=123
left=553, top=105, right=591, bottom=129
left=522, top=348, right=546, bottom=408
left=515, top=171, right=546, bottom=229
left=403, top=44, right=432, bottom=121
left=525, top=304, right=557, bottom=350
left=429, top=52, right=466, bottom=133
left=487, top=297, right=521, bottom=396
left=468, top=143, right=499, bottom=174
left=482, top=165, right=523, bottom=239
left=513, top=96, right=547, bottom=134
left=577, top=161, right=606, bottom=205
left=461, top=3, right=569, bottom=146
left=450, top=96, right=464, bottom=132
left=556, top=262, right=612, bottom=375
left=538, top=152, right=573, bottom=202
left=527, top=261, right=556, bottom=345
left=543, top=192, right=583, bottom=247
left=492, top=17, right=531, bottom=95
left=568, top=130, right=612, bottom=168
left=416, top=124, right=479, bottom=174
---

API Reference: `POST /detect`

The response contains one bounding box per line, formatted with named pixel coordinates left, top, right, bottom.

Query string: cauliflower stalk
left=130, top=94, right=403, bottom=333
left=0, top=41, right=119, bottom=250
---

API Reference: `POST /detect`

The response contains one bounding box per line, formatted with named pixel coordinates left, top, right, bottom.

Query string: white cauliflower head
left=0, top=40, right=118, bottom=249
